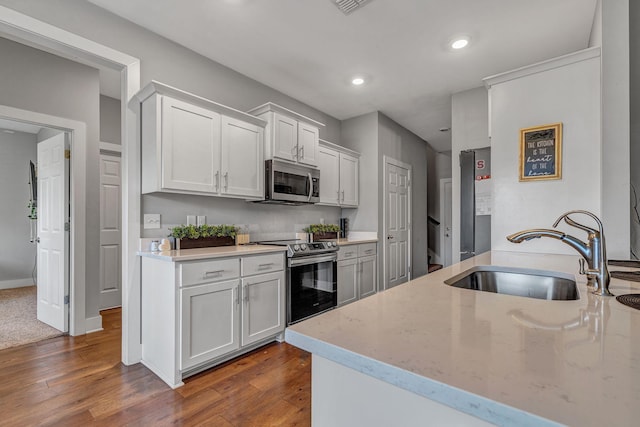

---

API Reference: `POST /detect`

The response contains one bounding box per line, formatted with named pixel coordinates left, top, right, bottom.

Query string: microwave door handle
left=307, top=172, right=312, bottom=202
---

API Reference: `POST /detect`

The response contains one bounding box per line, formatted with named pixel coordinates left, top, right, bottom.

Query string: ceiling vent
left=333, top=0, right=372, bottom=15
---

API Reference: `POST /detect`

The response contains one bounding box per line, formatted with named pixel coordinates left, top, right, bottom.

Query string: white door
left=37, top=133, right=69, bottom=332
left=441, top=179, right=453, bottom=267
left=318, top=146, right=340, bottom=205
left=241, top=271, right=285, bottom=346
left=161, top=96, right=220, bottom=193
left=99, top=153, right=122, bottom=309
left=221, top=116, right=264, bottom=198
left=384, top=157, right=411, bottom=290
left=339, top=153, right=359, bottom=207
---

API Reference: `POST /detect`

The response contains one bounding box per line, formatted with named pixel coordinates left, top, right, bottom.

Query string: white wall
left=600, top=0, right=630, bottom=259
left=0, top=130, right=37, bottom=286
left=451, top=87, right=489, bottom=263
left=631, top=0, right=640, bottom=258
left=488, top=51, right=602, bottom=255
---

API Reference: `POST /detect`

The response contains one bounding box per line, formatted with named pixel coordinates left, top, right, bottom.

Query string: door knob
left=387, top=235, right=394, bottom=240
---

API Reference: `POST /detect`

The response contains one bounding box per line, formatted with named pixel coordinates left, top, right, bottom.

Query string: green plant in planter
left=303, top=224, right=340, bottom=233
left=169, top=224, right=239, bottom=239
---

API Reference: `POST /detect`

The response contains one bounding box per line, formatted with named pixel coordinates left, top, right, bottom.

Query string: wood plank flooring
left=0, top=308, right=311, bottom=426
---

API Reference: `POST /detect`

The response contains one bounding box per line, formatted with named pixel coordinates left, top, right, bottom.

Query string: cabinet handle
left=258, top=263, right=274, bottom=268
left=337, top=190, right=340, bottom=203
left=204, top=270, right=224, bottom=277
left=365, top=250, right=374, bottom=254
left=235, top=288, right=239, bottom=306
left=300, top=146, right=304, bottom=159
left=291, top=146, right=298, bottom=158
left=341, top=190, right=345, bottom=202
left=345, top=252, right=353, bottom=257
left=244, top=286, right=249, bottom=303
left=215, top=171, right=220, bottom=191
left=224, top=172, right=229, bottom=191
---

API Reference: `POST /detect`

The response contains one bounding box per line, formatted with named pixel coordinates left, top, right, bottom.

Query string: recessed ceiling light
left=450, top=36, right=471, bottom=50
left=352, top=77, right=365, bottom=86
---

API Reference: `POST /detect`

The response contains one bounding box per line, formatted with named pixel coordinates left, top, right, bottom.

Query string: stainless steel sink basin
left=444, top=266, right=579, bottom=300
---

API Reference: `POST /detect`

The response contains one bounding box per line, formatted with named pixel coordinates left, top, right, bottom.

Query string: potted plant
left=169, top=224, right=239, bottom=250
left=303, top=224, right=340, bottom=241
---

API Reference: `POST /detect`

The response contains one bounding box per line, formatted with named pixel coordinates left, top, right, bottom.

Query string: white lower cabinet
left=181, top=279, right=240, bottom=370
left=141, top=251, right=285, bottom=388
left=337, top=243, right=378, bottom=306
left=241, top=271, right=285, bottom=346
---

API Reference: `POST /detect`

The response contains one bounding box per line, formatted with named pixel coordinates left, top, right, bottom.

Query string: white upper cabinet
left=138, top=81, right=266, bottom=200
left=248, top=102, right=324, bottom=167
left=318, top=140, right=360, bottom=207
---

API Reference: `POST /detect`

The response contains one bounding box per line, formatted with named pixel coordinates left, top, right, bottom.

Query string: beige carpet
left=0, top=286, right=63, bottom=350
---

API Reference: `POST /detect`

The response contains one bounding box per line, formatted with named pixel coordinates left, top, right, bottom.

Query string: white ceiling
left=89, top=0, right=597, bottom=152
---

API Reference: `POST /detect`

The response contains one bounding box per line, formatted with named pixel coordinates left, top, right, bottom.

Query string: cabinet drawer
left=358, top=243, right=377, bottom=257
left=338, top=246, right=358, bottom=261
left=241, top=253, right=285, bottom=277
left=180, top=258, right=240, bottom=287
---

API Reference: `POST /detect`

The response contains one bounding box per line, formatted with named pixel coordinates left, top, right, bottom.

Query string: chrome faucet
left=506, top=210, right=612, bottom=296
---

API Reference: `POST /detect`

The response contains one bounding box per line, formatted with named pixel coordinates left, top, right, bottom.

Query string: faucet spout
left=506, top=211, right=612, bottom=297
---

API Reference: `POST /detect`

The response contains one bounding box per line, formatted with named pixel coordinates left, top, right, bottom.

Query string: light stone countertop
left=137, top=244, right=286, bottom=262
left=285, top=250, right=640, bottom=427
left=334, top=237, right=378, bottom=246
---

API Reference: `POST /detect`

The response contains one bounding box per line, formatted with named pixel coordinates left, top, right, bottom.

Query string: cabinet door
left=241, top=271, right=285, bottom=347
left=180, top=280, right=240, bottom=370
left=337, top=259, right=358, bottom=306
left=318, top=146, right=340, bottom=205
left=161, top=96, right=220, bottom=193
left=273, top=113, right=298, bottom=162
left=339, top=153, right=359, bottom=207
left=221, top=116, right=264, bottom=198
left=297, top=122, right=319, bottom=166
left=358, top=255, right=377, bottom=299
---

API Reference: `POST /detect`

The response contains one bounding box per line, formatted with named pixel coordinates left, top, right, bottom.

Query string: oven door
left=287, top=253, right=337, bottom=324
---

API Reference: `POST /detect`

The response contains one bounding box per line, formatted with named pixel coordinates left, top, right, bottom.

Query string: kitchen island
left=285, top=251, right=640, bottom=426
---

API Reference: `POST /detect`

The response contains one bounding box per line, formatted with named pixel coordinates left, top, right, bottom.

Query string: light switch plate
left=143, top=214, right=161, bottom=229
left=187, top=215, right=197, bottom=226
left=197, top=215, right=206, bottom=226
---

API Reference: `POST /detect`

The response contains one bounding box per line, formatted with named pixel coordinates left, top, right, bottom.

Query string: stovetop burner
left=254, top=239, right=338, bottom=258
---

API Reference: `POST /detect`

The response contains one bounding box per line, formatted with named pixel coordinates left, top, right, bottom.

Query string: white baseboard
left=0, top=278, right=34, bottom=290
left=85, top=315, right=103, bottom=333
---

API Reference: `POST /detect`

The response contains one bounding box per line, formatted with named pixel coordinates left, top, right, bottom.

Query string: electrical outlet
left=197, top=215, right=206, bottom=226
left=143, top=214, right=161, bottom=229
left=187, top=215, right=197, bottom=226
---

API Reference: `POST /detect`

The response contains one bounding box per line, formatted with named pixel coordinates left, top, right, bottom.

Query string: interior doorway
left=440, top=178, right=453, bottom=267
left=383, top=156, right=412, bottom=290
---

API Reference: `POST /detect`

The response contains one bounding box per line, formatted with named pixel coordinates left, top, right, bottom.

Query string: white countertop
left=137, top=244, right=286, bottom=261
left=285, top=251, right=640, bottom=426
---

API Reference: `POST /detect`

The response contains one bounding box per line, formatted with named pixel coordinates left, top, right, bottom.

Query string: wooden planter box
left=176, top=236, right=235, bottom=250
left=311, top=232, right=338, bottom=241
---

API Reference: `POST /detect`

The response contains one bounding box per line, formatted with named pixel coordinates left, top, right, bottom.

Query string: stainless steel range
left=257, top=239, right=338, bottom=324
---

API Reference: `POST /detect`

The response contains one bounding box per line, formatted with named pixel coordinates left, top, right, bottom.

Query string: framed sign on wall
left=519, top=122, right=562, bottom=181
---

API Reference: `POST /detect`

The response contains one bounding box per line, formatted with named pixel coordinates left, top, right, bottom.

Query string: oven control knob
left=300, top=244, right=307, bottom=251
left=331, top=242, right=336, bottom=247
left=293, top=244, right=300, bottom=251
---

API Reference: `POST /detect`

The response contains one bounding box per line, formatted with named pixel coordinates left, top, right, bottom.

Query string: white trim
left=483, top=47, right=601, bottom=88
left=85, top=315, right=104, bottom=333
left=0, top=278, right=33, bottom=290
left=0, top=105, right=87, bottom=336
left=0, top=7, right=141, bottom=361
left=319, top=139, right=360, bottom=157
left=99, top=141, right=122, bottom=154
left=439, top=178, right=453, bottom=267
left=382, top=155, right=412, bottom=291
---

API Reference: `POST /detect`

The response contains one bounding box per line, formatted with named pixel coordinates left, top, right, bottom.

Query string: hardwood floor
left=0, top=308, right=311, bottom=426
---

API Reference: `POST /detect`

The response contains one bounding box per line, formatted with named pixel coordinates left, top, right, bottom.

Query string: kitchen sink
left=444, top=266, right=579, bottom=300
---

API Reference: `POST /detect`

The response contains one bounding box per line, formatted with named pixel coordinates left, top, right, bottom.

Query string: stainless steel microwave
left=261, top=159, right=320, bottom=205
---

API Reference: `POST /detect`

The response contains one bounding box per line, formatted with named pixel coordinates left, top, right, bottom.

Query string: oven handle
left=288, top=253, right=337, bottom=267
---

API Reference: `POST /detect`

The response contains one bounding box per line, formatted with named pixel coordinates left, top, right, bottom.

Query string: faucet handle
left=578, top=258, right=586, bottom=275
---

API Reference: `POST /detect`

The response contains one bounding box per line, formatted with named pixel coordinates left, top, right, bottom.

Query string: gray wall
left=100, top=95, right=121, bottom=144
left=378, top=113, right=429, bottom=279
left=0, top=130, right=37, bottom=285
left=0, top=37, right=101, bottom=318
left=340, top=112, right=379, bottom=232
